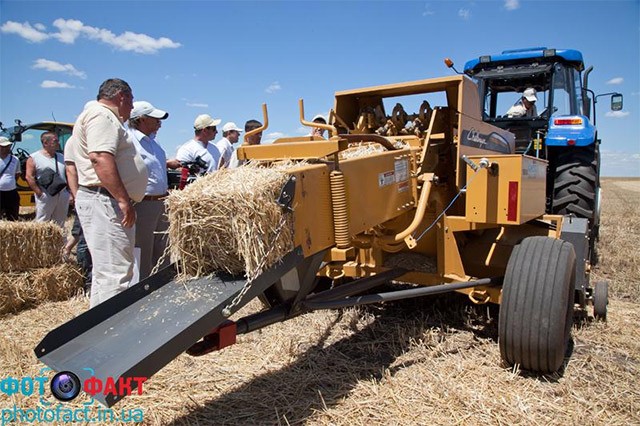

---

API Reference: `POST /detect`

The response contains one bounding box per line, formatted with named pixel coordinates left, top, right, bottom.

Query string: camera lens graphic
left=50, top=371, right=81, bottom=401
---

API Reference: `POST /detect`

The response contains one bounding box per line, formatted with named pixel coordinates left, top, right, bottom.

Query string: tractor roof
left=464, top=47, right=584, bottom=75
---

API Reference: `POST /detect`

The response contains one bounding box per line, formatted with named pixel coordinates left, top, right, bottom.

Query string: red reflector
left=507, top=181, right=518, bottom=222
left=567, top=139, right=576, bottom=146
left=554, top=118, right=583, bottom=125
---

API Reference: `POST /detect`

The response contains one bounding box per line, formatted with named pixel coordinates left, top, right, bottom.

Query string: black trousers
left=0, top=189, right=20, bottom=220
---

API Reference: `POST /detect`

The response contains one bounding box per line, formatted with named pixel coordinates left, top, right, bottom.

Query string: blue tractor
left=452, top=47, right=623, bottom=265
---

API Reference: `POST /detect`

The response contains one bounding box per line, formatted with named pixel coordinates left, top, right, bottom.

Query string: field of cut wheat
left=0, top=179, right=638, bottom=425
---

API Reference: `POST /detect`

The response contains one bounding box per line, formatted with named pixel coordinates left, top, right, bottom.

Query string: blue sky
left=1, top=0, right=639, bottom=176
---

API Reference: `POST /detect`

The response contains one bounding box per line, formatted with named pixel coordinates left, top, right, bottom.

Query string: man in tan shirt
left=68, top=78, right=148, bottom=308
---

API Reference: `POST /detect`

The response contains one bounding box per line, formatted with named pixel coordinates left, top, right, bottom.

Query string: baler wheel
left=499, top=236, right=576, bottom=373
left=593, top=280, right=608, bottom=321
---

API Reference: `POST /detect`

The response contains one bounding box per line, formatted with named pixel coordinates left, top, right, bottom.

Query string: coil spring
left=330, top=170, right=350, bottom=248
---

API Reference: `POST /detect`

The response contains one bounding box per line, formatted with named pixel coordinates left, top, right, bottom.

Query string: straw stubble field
left=0, top=179, right=638, bottom=425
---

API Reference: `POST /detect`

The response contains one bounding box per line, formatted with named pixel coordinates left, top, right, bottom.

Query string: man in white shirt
left=505, top=88, right=538, bottom=118
left=69, top=78, right=148, bottom=308
left=0, top=137, right=21, bottom=220
left=176, top=114, right=222, bottom=174
left=217, top=122, right=242, bottom=168
left=128, top=101, right=176, bottom=280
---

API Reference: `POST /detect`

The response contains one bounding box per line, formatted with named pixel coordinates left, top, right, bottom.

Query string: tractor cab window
left=549, top=63, right=582, bottom=118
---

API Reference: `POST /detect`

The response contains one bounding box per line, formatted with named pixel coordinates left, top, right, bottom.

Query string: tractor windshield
left=474, top=62, right=581, bottom=122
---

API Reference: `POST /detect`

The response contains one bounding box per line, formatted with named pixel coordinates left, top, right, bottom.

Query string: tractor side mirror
left=611, top=94, right=623, bottom=111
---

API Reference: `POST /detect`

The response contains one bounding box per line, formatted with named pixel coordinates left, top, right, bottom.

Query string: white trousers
left=35, top=189, right=70, bottom=228
left=75, top=190, right=135, bottom=308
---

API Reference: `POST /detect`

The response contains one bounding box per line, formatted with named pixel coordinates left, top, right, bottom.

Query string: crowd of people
left=0, top=77, right=326, bottom=309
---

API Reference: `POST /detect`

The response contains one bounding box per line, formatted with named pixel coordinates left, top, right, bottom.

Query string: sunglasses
left=207, top=126, right=217, bottom=132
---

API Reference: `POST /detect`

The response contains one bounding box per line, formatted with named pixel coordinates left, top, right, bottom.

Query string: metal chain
left=221, top=214, right=290, bottom=317
left=150, top=234, right=172, bottom=276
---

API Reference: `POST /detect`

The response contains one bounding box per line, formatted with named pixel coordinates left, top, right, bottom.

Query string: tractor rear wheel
left=499, top=236, right=576, bottom=373
left=552, top=148, right=600, bottom=264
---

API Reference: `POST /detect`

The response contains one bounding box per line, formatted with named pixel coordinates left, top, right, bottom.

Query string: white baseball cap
left=523, top=88, right=538, bottom=103
left=131, top=101, right=169, bottom=120
left=312, top=114, right=327, bottom=123
left=194, top=114, right=221, bottom=130
left=222, top=122, right=243, bottom=133
left=0, top=137, right=12, bottom=147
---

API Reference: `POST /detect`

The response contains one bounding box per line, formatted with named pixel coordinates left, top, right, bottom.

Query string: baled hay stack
left=0, top=221, right=64, bottom=272
left=166, top=162, right=297, bottom=279
left=0, top=263, right=84, bottom=315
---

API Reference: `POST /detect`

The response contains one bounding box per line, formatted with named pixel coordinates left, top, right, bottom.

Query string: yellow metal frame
left=237, top=75, right=569, bottom=306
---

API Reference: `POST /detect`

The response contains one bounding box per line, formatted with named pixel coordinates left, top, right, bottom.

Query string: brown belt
left=143, top=193, right=168, bottom=201
left=79, top=185, right=113, bottom=198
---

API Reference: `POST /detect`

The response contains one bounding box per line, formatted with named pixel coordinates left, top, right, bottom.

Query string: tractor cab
left=462, top=48, right=591, bottom=155
left=0, top=121, right=73, bottom=206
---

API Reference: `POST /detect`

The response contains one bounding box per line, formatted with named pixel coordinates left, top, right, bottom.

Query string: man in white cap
left=176, top=114, right=222, bottom=174
left=0, top=137, right=21, bottom=220
left=217, top=122, right=242, bottom=168
left=309, top=114, right=328, bottom=137
left=128, top=101, right=177, bottom=280
left=506, top=88, right=538, bottom=118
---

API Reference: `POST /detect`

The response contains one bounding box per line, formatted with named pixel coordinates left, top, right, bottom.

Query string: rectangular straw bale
left=166, top=162, right=297, bottom=279
left=0, top=263, right=84, bottom=316
left=0, top=221, right=65, bottom=272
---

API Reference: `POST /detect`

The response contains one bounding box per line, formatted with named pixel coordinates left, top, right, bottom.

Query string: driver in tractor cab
left=505, top=87, right=538, bottom=118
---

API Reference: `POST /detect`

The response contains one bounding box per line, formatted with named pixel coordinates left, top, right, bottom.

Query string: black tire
left=552, top=148, right=600, bottom=265
left=593, top=280, right=608, bottom=321
left=499, top=236, right=576, bottom=373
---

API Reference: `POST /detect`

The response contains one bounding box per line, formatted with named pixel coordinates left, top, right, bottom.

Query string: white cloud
left=186, top=102, right=208, bottom=108
left=2, top=18, right=181, bottom=54
left=0, top=21, right=49, bottom=42
left=605, top=111, right=629, bottom=118
left=263, top=132, right=286, bottom=144
left=606, top=77, right=624, bottom=85
left=265, top=81, right=282, bottom=94
left=458, top=9, right=471, bottom=20
left=51, top=18, right=84, bottom=43
left=32, top=58, right=86, bottom=79
left=296, top=126, right=308, bottom=135
left=41, top=80, right=75, bottom=89
left=34, top=23, right=47, bottom=31
left=422, top=3, right=435, bottom=16
left=504, top=0, right=520, bottom=11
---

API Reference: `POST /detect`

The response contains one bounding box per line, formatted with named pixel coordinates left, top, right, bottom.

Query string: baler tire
left=593, top=280, right=608, bottom=321
left=499, top=236, right=576, bottom=373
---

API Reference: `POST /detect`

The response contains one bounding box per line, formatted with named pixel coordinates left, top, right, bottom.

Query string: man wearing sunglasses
left=128, top=101, right=175, bottom=280
left=175, top=114, right=222, bottom=174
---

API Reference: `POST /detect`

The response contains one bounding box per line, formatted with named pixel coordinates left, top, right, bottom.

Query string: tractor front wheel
left=499, top=236, right=576, bottom=373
